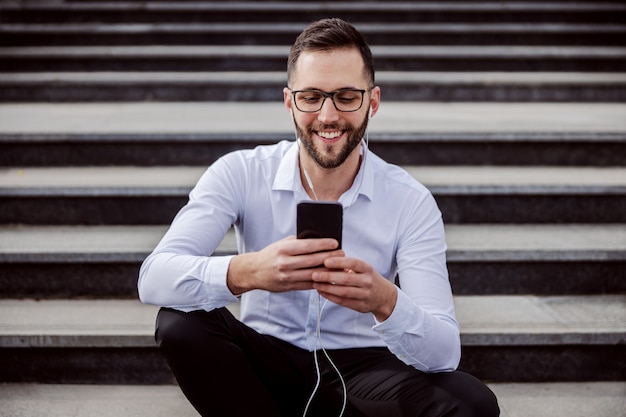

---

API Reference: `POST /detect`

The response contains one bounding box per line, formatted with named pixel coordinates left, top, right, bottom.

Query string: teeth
left=318, top=131, right=342, bottom=139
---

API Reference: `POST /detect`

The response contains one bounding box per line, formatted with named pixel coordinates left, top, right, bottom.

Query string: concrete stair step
left=2, top=101, right=623, bottom=136
left=1, top=166, right=624, bottom=224
left=2, top=23, right=624, bottom=47
left=2, top=1, right=624, bottom=24
left=2, top=71, right=625, bottom=102
left=1, top=224, right=623, bottom=298
left=0, top=384, right=200, bottom=417
left=1, top=45, right=624, bottom=71
left=0, top=296, right=623, bottom=382
left=0, top=382, right=625, bottom=417
left=1, top=101, right=624, bottom=167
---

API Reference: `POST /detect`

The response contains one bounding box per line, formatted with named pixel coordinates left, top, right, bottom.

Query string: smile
left=317, top=130, right=343, bottom=141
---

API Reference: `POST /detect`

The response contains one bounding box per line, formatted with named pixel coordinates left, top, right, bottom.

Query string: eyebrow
left=297, top=86, right=362, bottom=91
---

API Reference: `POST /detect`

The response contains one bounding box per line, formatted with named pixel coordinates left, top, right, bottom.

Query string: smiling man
left=138, top=18, right=499, bottom=417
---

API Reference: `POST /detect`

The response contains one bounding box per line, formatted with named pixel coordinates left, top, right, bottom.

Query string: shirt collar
left=272, top=140, right=375, bottom=203
left=272, top=141, right=301, bottom=193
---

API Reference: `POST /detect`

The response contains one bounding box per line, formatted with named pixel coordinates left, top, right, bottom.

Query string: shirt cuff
left=204, top=255, right=239, bottom=306
left=372, top=289, right=425, bottom=338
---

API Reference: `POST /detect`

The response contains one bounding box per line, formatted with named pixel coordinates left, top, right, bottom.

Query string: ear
left=284, top=87, right=294, bottom=114
left=368, top=86, right=381, bottom=119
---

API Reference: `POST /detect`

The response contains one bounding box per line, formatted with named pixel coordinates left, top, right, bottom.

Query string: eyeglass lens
left=294, top=90, right=364, bottom=112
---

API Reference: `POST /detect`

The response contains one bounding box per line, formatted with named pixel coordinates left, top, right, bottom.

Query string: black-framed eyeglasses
left=289, top=88, right=372, bottom=113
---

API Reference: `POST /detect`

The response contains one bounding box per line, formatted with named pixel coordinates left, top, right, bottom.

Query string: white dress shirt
left=139, top=140, right=460, bottom=372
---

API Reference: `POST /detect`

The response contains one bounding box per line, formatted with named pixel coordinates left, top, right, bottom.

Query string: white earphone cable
left=302, top=296, right=347, bottom=417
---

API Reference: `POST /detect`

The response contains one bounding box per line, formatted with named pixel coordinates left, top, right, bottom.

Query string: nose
left=317, top=96, right=340, bottom=124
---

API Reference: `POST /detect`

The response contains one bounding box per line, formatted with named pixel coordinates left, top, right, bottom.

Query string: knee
left=430, top=371, right=500, bottom=417
left=458, top=382, right=500, bottom=417
left=155, top=308, right=197, bottom=354
left=155, top=308, right=222, bottom=355
left=155, top=307, right=235, bottom=357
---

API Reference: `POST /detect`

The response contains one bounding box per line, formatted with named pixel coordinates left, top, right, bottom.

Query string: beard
left=296, top=114, right=368, bottom=169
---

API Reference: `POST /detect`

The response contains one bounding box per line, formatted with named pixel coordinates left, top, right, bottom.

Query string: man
left=139, top=18, right=499, bottom=417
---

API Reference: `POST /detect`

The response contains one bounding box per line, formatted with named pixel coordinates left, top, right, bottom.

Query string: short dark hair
left=287, top=18, right=375, bottom=88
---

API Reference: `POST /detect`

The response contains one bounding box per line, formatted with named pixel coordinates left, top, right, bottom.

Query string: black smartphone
left=296, top=201, right=343, bottom=249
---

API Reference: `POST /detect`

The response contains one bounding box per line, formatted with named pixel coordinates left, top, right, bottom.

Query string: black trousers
left=156, top=307, right=499, bottom=417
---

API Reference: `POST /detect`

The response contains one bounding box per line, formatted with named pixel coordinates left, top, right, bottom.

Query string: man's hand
left=311, top=257, right=398, bottom=322
left=227, top=236, right=344, bottom=295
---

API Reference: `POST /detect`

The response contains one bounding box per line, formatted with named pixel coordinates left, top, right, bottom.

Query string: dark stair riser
left=2, top=53, right=625, bottom=71
left=2, top=29, right=625, bottom=47
left=1, top=260, right=624, bottom=299
left=2, top=6, right=625, bottom=24
left=1, top=193, right=625, bottom=224
left=1, top=134, right=625, bottom=167
left=1, top=344, right=623, bottom=383
left=459, top=345, right=626, bottom=383
left=0, top=348, right=174, bottom=385
left=2, top=82, right=625, bottom=102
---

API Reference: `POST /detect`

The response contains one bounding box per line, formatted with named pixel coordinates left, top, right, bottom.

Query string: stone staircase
left=0, top=1, right=625, bottom=416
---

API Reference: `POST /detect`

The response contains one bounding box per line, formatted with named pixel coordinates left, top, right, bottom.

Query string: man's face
left=285, top=48, right=379, bottom=169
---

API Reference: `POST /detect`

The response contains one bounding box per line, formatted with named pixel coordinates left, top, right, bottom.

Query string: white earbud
left=368, top=106, right=373, bottom=119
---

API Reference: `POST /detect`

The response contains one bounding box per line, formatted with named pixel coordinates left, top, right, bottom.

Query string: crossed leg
left=155, top=307, right=499, bottom=417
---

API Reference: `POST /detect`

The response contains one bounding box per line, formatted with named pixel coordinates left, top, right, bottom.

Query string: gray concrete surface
left=2, top=224, right=624, bottom=262
left=1, top=166, right=625, bottom=189
left=4, top=70, right=626, bottom=84
left=0, top=384, right=200, bottom=417
left=2, top=45, right=625, bottom=59
left=0, top=295, right=623, bottom=347
left=0, top=382, right=624, bottom=417
left=489, top=382, right=626, bottom=417
left=0, top=102, right=625, bottom=134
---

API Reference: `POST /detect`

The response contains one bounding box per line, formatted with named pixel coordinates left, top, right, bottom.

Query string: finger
left=275, top=279, right=317, bottom=292
left=318, top=292, right=369, bottom=314
left=292, top=250, right=345, bottom=270
left=290, top=267, right=337, bottom=282
left=314, top=282, right=365, bottom=301
left=311, top=269, right=362, bottom=289
left=322, top=256, right=362, bottom=272
left=270, top=269, right=322, bottom=291
left=285, top=237, right=340, bottom=256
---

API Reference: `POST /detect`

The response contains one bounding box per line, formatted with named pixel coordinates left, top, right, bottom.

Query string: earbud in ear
left=368, top=107, right=373, bottom=119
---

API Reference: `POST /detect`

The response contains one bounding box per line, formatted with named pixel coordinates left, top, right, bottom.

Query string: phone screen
left=296, top=201, right=343, bottom=249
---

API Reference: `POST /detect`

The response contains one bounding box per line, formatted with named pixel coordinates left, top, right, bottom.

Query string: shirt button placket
left=305, top=291, right=320, bottom=350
